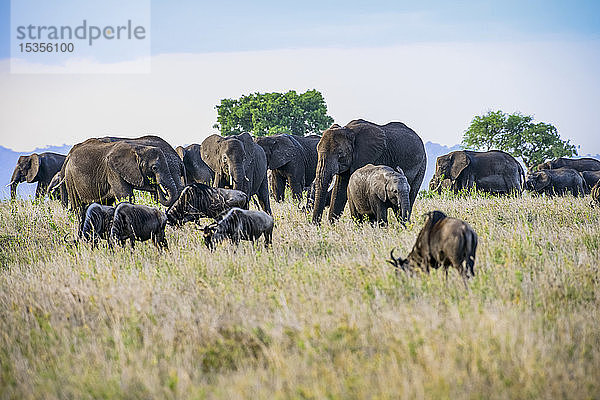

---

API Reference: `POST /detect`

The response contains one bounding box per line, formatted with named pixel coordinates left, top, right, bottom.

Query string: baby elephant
left=388, top=210, right=478, bottom=287
left=111, top=202, right=168, bottom=249
left=78, top=203, right=115, bottom=247
left=525, top=168, right=585, bottom=196
left=347, top=164, right=411, bottom=225
left=203, top=208, right=274, bottom=249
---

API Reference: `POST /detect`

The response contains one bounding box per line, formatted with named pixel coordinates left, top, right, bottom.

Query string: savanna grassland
left=0, top=192, right=599, bottom=399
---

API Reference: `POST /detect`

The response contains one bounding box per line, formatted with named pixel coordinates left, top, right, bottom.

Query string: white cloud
left=0, top=40, right=599, bottom=154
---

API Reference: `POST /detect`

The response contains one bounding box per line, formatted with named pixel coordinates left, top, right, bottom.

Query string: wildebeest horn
left=6, top=181, right=15, bottom=187
left=387, top=248, right=400, bottom=268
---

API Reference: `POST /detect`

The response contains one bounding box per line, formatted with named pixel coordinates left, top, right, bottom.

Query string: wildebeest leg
left=264, top=227, right=273, bottom=248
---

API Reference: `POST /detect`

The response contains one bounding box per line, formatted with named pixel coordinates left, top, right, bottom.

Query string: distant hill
left=0, top=145, right=72, bottom=199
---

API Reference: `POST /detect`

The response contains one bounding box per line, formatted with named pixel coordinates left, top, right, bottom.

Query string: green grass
left=0, top=192, right=599, bottom=399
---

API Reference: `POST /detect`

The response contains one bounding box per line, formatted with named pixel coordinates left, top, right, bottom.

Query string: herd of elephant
left=7, top=119, right=600, bottom=278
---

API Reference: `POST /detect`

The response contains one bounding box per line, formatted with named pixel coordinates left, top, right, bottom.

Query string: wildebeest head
left=203, top=222, right=218, bottom=249
left=387, top=248, right=410, bottom=274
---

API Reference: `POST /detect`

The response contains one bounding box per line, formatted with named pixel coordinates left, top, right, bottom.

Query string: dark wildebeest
left=111, top=202, right=168, bottom=250
left=77, top=203, right=115, bottom=247
left=166, top=182, right=248, bottom=226
left=203, top=207, right=274, bottom=249
left=388, top=210, right=478, bottom=287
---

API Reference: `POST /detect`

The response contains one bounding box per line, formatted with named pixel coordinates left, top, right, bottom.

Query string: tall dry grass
left=0, top=191, right=599, bottom=399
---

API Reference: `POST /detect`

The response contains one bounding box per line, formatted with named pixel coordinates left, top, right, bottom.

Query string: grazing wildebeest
left=388, top=210, right=478, bottom=287
left=166, top=182, right=248, bottom=226
left=78, top=203, right=115, bottom=247
left=111, top=202, right=168, bottom=249
left=203, top=207, right=274, bottom=249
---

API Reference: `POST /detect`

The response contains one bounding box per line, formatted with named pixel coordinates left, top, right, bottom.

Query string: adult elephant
left=255, top=134, right=321, bottom=201
left=9, top=152, right=66, bottom=199
left=99, top=135, right=185, bottom=194
left=176, top=144, right=214, bottom=185
left=581, top=170, right=600, bottom=194
left=536, top=157, right=600, bottom=172
left=312, top=119, right=426, bottom=224
left=201, top=132, right=271, bottom=214
left=430, top=150, right=524, bottom=194
left=62, top=138, right=180, bottom=211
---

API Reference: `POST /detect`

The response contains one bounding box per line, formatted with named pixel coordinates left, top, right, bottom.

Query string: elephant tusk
left=229, top=175, right=233, bottom=186
left=245, top=176, right=250, bottom=182
left=158, top=184, right=168, bottom=196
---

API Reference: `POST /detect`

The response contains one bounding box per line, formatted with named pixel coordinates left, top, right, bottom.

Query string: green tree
left=213, top=89, right=334, bottom=137
left=462, top=110, right=577, bottom=169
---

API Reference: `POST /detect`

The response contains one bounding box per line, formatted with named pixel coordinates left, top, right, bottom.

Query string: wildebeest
left=78, top=203, right=115, bottom=247
left=111, top=202, right=168, bottom=249
left=388, top=210, right=478, bottom=287
left=203, top=207, right=274, bottom=249
left=166, top=182, right=248, bottom=226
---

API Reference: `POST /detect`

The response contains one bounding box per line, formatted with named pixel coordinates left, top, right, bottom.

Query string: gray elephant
left=347, top=164, right=411, bottom=225
left=525, top=168, right=585, bottom=196
left=9, top=152, right=66, bottom=199
left=99, top=135, right=186, bottom=198
left=312, top=119, right=426, bottom=224
left=581, top=170, right=600, bottom=194
left=536, top=157, right=600, bottom=172
left=62, top=138, right=181, bottom=211
left=255, top=134, right=321, bottom=201
left=430, top=150, right=524, bottom=195
left=201, top=132, right=271, bottom=214
left=176, top=144, right=214, bottom=185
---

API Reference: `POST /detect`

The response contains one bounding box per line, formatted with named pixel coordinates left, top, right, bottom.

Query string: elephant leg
left=289, top=175, right=303, bottom=202
left=35, top=182, right=45, bottom=198
left=272, top=171, right=286, bottom=202
left=374, top=203, right=388, bottom=225
left=348, top=199, right=359, bottom=222
left=257, top=177, right=272, bottom=215
left=328, top=173, right=350, bottom=223
left=409, top=160, right=426, bottom=208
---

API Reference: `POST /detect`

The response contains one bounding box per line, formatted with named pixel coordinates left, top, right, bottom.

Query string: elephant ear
left=450, top=152, right=470, bottom=181
left=537, top=171, right=551, bottom=189
left=346, top=121, right=386, bottom=169
left=270, top=135, right=298, bottom=169
left=201, top=135, right=224, bottom=170
left=26, top=154, right=41, bottom=182
left=107, top=143, right=144, bottom=187
left=175, top=146, right=185, bottom=160
left=372, top=175, right=388, bottom=203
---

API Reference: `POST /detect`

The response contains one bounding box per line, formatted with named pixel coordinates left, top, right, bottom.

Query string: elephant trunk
left=230, top=162, right=248, bottom=195
left=400, top=185, right=411, bottom=223
left=9, top=169, right=22, bottom=199
left=156, top=172, right=178, bottom=207
left=312, top=158, right=336, bottom=224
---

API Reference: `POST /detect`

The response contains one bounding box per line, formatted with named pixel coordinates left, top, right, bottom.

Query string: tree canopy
left=462, top=110, right=577, bottom=169
left=213, top=89, right=334, bottom=137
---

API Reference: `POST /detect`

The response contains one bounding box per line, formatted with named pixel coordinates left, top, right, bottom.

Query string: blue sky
left=0, top=0, right=599, bottom=155
left=2, top=0, right=599, bottom=56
